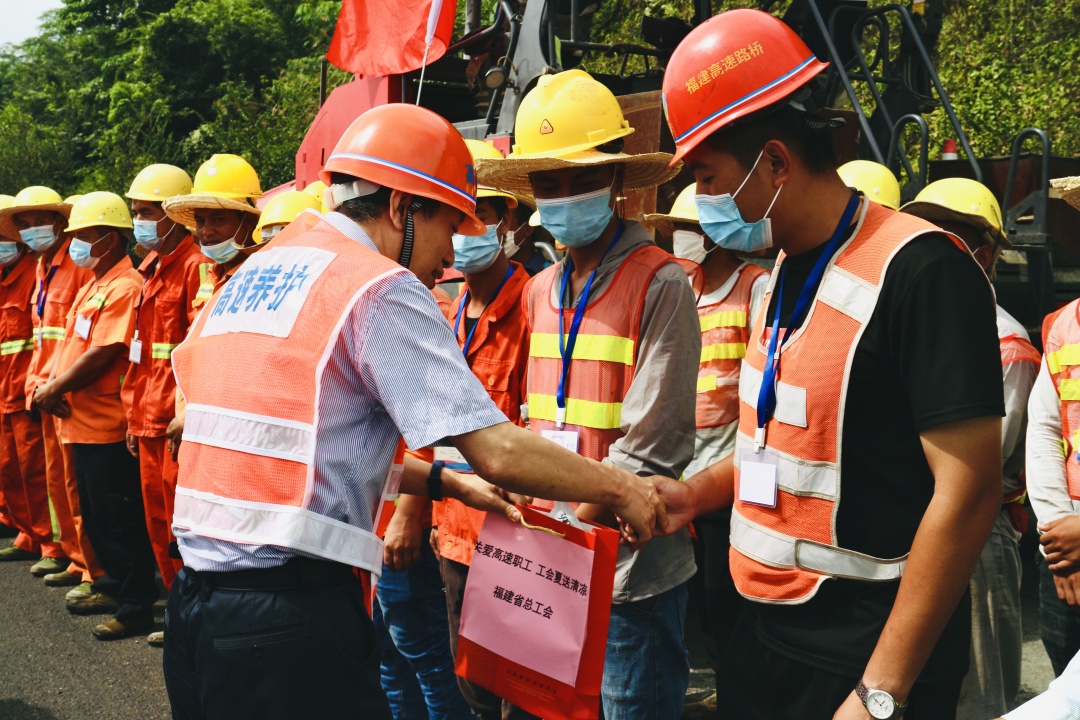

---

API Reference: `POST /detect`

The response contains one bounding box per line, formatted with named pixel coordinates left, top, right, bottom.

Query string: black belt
left=188, top=557, right=355, bottom=591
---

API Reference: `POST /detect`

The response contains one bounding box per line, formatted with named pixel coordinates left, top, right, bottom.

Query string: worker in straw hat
left=653, top=9, right=1005, bottom=719
left=160, top=102, right=666, bottom=718
left=902, top=178, right=1040, bottom=718
left=0, top=187, right=102, bottom=600
left=477, top=68, right=701, bottom=717
left=34, top=192, right=158, bottom=640
left=1023, top=174, right=1080, bottom=681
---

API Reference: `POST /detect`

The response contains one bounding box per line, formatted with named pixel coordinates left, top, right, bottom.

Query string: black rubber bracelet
left=427, top=460, right=445, bottom=501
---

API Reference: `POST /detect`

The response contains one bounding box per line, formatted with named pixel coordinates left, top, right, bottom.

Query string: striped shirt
left=175, top=211, right=508, bottom=572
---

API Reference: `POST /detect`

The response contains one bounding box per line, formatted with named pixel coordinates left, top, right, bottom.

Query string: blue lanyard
left=755, top=193, right=860, bottom=451
left=555, top=224, right=624, bottom=428
left=36, top=265, right=58, bottom=320
left=454, top=265, right=515, bottom=360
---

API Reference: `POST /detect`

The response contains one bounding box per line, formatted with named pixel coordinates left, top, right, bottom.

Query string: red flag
left=327, top=0, right=458, bottom=78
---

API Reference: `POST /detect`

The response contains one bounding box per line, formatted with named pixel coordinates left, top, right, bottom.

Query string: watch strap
left=427, top=460, right=445, bottom=501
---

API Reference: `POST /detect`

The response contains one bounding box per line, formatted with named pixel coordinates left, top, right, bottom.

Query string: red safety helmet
left=320, top=104, right=486, bottom=235
left=662, top=9, right=828, bottom=163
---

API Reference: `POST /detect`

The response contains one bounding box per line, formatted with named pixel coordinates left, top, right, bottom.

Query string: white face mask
left=671, top=229, right=714, bottom=264
left=500, top=220, right=528, bottom=259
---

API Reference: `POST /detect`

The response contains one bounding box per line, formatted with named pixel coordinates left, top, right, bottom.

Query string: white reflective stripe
left=817, top=267, right=878, bottom=322
left=730, top=509, right=906, bottom=581
left=183, top=404, right=315, bottom=464
left=173, top=488, right=384, bottom=575
left=734, top=433, right=837, bottom=499
left=738, top=362, right=807, bottom=428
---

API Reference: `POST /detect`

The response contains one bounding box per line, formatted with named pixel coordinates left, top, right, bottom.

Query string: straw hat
left=475, top=69, right=680, bottom=197
left=162, top=154, right=262, bottom=228
left=1052, top=176, right=1080, bottom=212
left=643, top=184, right=699, bottom=236
left=0, top=186, right=71, bottom=241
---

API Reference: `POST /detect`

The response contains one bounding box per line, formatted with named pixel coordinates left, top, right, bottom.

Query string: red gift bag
left=455, top=505, right=618, bottom=720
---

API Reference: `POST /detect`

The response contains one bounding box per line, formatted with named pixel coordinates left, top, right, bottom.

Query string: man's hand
left=1041, top=515, right=1080, bottom=574
left=450, top=472, right=522, bottom=524
left=126, top=433, right=139, bottom=458
left=611, top=475, right=665, bottom=549
left=166, top=415, right=184, bottom=462
left=429, top=527, right=440, bottom=557
left=383, top=510, right=422, bottom=572
left=1052, top=571, right=1080, bottom=610
left=832, top=691, right=872, bottom=720
left=649, top=477, right=699, bottom=536
left=33, top=383, right=70, bottom=417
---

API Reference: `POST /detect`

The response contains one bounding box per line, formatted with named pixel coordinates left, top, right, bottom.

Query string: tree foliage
left=0, top=0, right=1074, bottom=198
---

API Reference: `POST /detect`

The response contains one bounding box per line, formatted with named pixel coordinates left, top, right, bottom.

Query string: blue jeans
left=601, top=582, right=690, bottom=720
left=1039, top=559, right=1080, bottom=677
left=373, top=535, right=472, bottom=720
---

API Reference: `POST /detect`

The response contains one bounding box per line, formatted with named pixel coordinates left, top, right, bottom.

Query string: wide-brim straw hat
left=0, top=200, right=70, bottom=243
left=476, top=149, right=682, bottom=198
left=643, top=211, right=697, bottom=237
left=162, top=193, right=261, bottom=228
left=1052, top=176, right=1080, bottom=212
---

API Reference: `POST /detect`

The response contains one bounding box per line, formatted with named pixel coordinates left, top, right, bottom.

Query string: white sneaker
left=65, top=581, right=93, bottom=601
left=147, top=630, right=165, bottom=647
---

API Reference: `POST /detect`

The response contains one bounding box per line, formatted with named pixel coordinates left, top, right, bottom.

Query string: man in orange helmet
left=652, top=9, right=1003, bottom=720
left=161, top=104, right=668, bottom=719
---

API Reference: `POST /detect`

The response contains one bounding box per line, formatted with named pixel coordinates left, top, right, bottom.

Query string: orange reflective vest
left=730, top=201, right=953, bottom=604
left=171, top=213, right=409, bottom=573
left=997, top=305, right=1040, bottom=504
left=696, top=263, right=769, bottom=430
left=1042, top=298, right=1080, bottom=500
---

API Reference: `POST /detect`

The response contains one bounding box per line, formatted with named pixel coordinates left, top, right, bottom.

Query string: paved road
left=0, top=528, right=1059, bottom=719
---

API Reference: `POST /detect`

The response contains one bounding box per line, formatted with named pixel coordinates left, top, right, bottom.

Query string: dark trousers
left=163, top=564, right=392, bottom=720
left=1039, top=559, right=1080, bottom=676
left=691, top=508, right=743, bottom=713
left=438, top=556, right=540, bottom=720
left=724, top=610, right=964, bottom=720
left=72, top=441, right=157, bottom=622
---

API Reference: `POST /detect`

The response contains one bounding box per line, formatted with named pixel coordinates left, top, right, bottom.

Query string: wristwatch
left=427, top=460, right=445, bottom=501
left=856, top=680, right=907, bottom=720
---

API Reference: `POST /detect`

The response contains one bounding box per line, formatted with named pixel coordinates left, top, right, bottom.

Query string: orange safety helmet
left=320, top=104, right=485, bottom=235
left=662, top=9, right=828, bottom=163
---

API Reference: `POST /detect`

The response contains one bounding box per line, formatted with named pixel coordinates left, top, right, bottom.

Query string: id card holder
left=74, top=314, right=91, bottom=340
left=433, top=444, right=473, bottom=474
left=737, top=447, right=779, bottom=509
left=128, top=338, right=143, bottom=364
left=541, top=429, right=580, bottom=454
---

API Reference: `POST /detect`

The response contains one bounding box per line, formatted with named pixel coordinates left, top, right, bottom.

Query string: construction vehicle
left=296, top=0, right=1080, bottom=334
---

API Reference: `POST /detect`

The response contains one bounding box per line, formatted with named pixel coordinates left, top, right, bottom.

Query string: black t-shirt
left=747, top=227, right=1004, bottom=681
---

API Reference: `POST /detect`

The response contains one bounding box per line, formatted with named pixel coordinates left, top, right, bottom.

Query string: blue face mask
left=534, top=185, right=614, bottom=248
left=200, top=238, right=241, bottom=265
left=19, top=225, right=58, bottom=253
left=69, top=234, right=111, bottom=270
left=695, top=150, right=782, bottom=254
left=133, top=219, right=164, bottom=252
left=0, top=241, right=20, bottom=267
left=452, top=224, right=502, bottom=274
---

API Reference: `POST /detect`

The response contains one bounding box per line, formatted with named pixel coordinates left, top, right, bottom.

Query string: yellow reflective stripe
left=199, top=263, right=210, bottom=284
left=528, top=333, right=635, bottom=366
left=1060, top=379, right=1080, bottom=401
left=701, top=342, right=746, bottom=362
left=1071, top=431, right=1080, bottom=459
left=37, top=326, right=65, bottom=341
left=151, top=342, right=181, bottom=359
left=87, top=293, right=107, bottom=311
left=528, top=393, right=622, bottom=430
left=195, top=280, right=214, bottom=301
left=697, top=375, right=717, bottom=393
left=0, top=338, right=34, bottom=355
left=700, top=310, right=746, bottom=332
left=1048, top=344, right=1080, bottom=374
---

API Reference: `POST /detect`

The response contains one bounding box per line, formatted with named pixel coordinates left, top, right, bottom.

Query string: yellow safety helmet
left=301, top=181, right=328, bottom=214
left=251, top=191, right=321, bottom=245
left=127, top=164, right=193, bottom=202
left=644, top=184, right=699, bottom=236
left=465, top=139, right=518, bottom=207
left=66, top=191, right=135, bottom=232
left=838, top=160, right=901, bottom=210
left=901, top=177, right=1007, bottom=249
left=0, top=186, right=72, bottom=241
left=0, top=195, right=15, bottom=211
left=163, top=154, right=261, bottom=228
left=63, top=194, right=83, bottom=206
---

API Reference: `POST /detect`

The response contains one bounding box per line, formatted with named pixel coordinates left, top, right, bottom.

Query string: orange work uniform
left=26, top=239, right=97, bottom=580
left=435, top=262, right=530, bottom=565
left=121, top=236, right=209, bottom=588
left=189, top=262, right=234, bottom=316
left=0, top=252, right=58, bottom=558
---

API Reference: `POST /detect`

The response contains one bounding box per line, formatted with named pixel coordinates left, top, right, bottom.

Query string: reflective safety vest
left=524, top=244, right=673, bottom=464
left=696, top=263, right=768, bottom=430
left=171, top=212, right=409, bottom=573
left=730, top=201, right=954, bottom=605
left=1042, top=298, right=1080, bottom=500
left=997, top=305, right=1041, bottom=502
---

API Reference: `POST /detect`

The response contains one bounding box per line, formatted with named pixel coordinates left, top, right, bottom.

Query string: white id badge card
left=74, top=314, right=91, bottom=340
left=541, top=429, right=580, bottom=453
left=738, top=447, right=778, bottom=508
left=128, top=338, right=143, bottom=364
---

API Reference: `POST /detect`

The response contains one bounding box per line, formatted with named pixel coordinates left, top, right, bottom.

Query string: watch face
left=865, top=690, right=895, bottom=719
